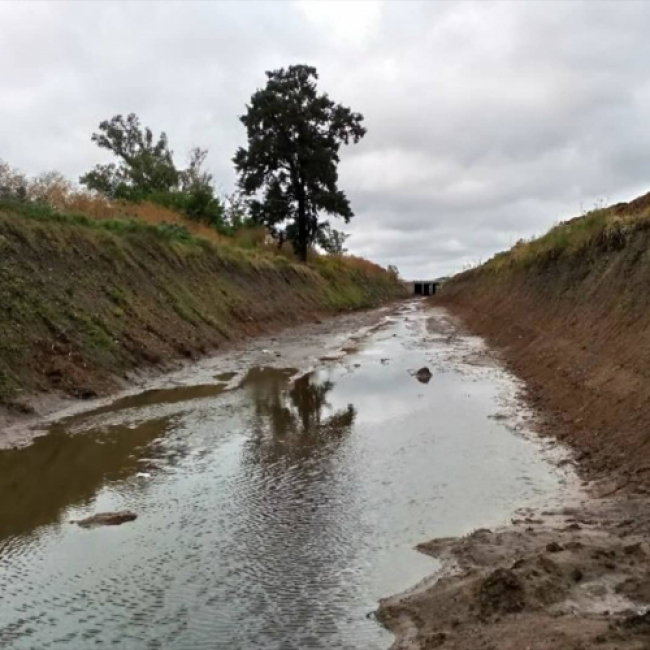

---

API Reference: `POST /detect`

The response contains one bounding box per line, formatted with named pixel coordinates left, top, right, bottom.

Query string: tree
left=0, top=160, right=28, bottom=201
left=80, top=113, right=178, bottom=200
left=223, top=191, right=252, bottom=231
left=234, top=65, right=366, bottom=261
left=387, top=265, right=400, bottom=279
left=316, top=224, right=349, bottom=255
left=81, top=114, right=225, bottom=229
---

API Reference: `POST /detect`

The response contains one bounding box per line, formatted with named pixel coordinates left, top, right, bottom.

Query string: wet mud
left=0, top=302, right=575, bottom=649
left=377, top=310, right=650, bottom=650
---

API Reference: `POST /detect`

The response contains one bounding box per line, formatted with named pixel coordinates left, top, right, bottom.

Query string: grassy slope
left=0, top=202, right=406, bottom=405
left=439, top=191, right=650, bottom=489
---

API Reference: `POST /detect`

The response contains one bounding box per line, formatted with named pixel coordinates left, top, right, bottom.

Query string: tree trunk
left=296, top=186, right=308, bottom=262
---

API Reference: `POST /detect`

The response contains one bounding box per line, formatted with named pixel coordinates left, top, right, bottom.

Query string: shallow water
left=0, top=303, right=572, bottom=649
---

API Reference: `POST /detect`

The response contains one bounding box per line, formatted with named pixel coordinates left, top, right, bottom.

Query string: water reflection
left=242, top=367, right=356, bottom=466
left=233, top=368, right=361, bottom=647
left=0, top=416, right=173, bottom=542
left=0, top=305, right=571, bottom=650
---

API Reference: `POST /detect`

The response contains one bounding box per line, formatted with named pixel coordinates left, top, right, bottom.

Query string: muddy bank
left=379, top=495, right=650, bottom=650
left=0, top=303, right=396, bottom=448
left=377, top=310, right=650, bottom=650
left=377, top=200, right=650, bottom=650
left=436, top=217, right=650, bottom=494
left=0, top=206, right=405, bottom=413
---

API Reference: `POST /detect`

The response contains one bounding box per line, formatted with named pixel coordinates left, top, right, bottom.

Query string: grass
left=0, top=193, right=406, bottom=405
left=478, top=196, right=650, bottom=276
left=0, top=198, right=400, bottom=284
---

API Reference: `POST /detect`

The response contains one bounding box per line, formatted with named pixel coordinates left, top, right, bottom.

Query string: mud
left=379, top=497, right=650, bottom=650
left=377, top=309, right=650, bottom=650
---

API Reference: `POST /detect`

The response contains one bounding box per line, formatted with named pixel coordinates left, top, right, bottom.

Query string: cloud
left=1, top=0, right=650, bottom=277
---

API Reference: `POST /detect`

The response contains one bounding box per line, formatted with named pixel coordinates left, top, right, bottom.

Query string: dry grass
left=479, top=193, right=650, bottom=275
left=0, top=162, right=286, bottom=254
left=0, top=159, right=403, bottom=277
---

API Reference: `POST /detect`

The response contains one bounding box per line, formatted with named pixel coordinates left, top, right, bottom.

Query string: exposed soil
left=0, top=303, right=397, bottom=448
left=378, top=305, right=650, bottom=649
left=378, top=218, right=650, bottom=650
left=437, top=233, right=650, bottom=495
left=0, top=209, right=404, bottom=416
left=379, top=497, right=650, bottom=650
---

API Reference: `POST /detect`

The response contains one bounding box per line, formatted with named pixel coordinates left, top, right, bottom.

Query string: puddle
left=0, top=302, right=575, bottom=649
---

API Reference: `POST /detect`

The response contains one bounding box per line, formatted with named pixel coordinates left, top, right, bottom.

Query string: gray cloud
left=1, top=0, right=650, bottom=278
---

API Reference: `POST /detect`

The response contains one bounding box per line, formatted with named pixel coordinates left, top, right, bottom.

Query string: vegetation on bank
left=469, top=192, right=650, bottom=275
left=1, top=64, right=368, bottom=261
left=439, top=189, right=650, bottom=491
left=0, top=63, right=403, bottom=406
left=0, top=201, right=404, bottom=406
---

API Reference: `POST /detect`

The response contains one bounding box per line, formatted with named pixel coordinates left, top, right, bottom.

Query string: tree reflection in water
left=241, top=367, right=356, bottom=467
left=231, top=367, right=361, bottom=646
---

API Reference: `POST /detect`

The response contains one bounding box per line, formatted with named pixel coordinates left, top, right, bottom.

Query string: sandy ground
left=377, top=309, right=650, bottom=650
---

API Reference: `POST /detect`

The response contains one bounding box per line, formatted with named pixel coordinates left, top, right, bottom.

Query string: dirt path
left=377, top=309, right=650, bottom=650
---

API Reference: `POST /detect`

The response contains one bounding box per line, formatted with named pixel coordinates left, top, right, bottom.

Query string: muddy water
left=0, top=303, right=573, bottom=649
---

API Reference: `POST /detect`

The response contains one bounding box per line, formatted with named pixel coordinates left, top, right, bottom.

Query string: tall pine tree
left=234, top=65, right=366, bottom=261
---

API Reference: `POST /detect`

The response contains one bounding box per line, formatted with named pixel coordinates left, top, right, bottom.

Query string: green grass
left=479, top=201, right=650, bottom=276
left=0, top=200, right=405, bottom=404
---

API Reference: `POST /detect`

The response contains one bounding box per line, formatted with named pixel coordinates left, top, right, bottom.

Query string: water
left=0, top=303, right=572, bottom=649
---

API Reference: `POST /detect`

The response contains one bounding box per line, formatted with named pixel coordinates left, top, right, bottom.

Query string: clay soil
left=0, top=209, right=404, bottom=414
left=378, top=232, right=650, bottom=650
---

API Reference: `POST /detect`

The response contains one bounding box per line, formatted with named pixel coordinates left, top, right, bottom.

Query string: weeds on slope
left=478, top=195, right=650, bottom=275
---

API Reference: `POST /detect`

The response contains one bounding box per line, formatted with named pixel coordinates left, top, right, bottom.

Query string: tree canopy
left=233, top=65, right=366, bottom=261
left=80, top=114, right=225, bottom=229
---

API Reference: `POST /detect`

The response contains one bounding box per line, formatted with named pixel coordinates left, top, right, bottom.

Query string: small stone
left=71, top=511, right=137, bottom=529
left=571, top=568, right=583, bottom=582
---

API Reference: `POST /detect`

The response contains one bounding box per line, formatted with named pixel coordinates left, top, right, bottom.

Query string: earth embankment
left=376, top=193, right=650, bottom=650
left=0, top=202, right=406, bottom=409
left=439, top=193, right=650, bottom=492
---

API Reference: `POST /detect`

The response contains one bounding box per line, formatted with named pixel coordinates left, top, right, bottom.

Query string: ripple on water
left=0, top=304, right=574, bottom=649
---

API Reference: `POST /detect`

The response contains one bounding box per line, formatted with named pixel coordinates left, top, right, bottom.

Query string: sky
left=2, top=1, right=650, bottom=279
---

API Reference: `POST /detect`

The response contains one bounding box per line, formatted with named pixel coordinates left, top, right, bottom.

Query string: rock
left=619, top=610, right=650, bottom=631
left=546, top=541, right=564, bottom=553
left=71, top=511, right=137, bottom=529
left=415, top=367, right=433, bottom=383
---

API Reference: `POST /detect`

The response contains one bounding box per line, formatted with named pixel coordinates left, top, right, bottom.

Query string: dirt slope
left=0, top=206, right=406, bottom=408
left=438, top=196, right=650, bottom=493
left=378, top=193, right=650, bottom=650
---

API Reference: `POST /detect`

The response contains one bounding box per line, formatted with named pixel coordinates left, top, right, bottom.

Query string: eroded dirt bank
left=378, top=199, right=650, bottom=650
left=0, top=302, right=397, bottom=448
left=0, top=207, right=405, bottom=415
left=377, top=308, right=650, bottom=650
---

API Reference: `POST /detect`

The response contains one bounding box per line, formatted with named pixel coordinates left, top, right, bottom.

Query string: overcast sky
left=2, top=1, right=650, bottom=278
